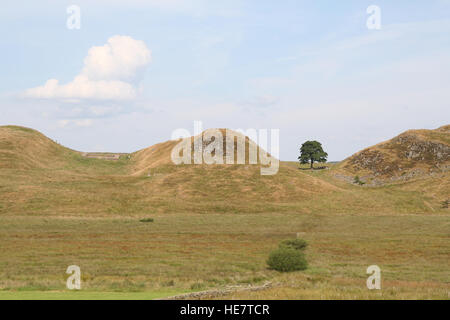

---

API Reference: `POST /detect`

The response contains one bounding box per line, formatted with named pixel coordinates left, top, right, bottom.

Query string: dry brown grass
left=0, top=214, right=448, bottom=299
left=0, top=126, right=77, bottom=170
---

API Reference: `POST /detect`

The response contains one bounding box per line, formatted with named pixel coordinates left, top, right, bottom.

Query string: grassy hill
left=0, top=125, right=448, bottom=215
left=130, top=128, right=275, bottom=174
left=336, top=125, right=449, bottom=185
left=0, top=126, right=76, bottom=170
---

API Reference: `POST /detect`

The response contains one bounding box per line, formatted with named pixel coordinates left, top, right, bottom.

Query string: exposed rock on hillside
left=337, top=125, right=450, bottom=185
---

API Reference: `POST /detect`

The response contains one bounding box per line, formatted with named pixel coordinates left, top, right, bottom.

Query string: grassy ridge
left=1, top=163, right=448, bottom=215
left=0, top=125, right=447, bottom=215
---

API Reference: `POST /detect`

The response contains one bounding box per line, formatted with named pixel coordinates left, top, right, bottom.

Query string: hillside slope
left=0, top=126, right=339, bottom=215
left=0, top=125, right=448, bottom=215
left=131, top=129, right=275, bottom=175
left=337, top=125, right=450, bottom=185
left=129, top=128, right=339, bottom=211
left=0, top=126, right=77, bottom=169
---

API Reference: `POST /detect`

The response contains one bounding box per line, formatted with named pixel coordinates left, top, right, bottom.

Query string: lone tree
left=299, top=141, right=328, bottom=169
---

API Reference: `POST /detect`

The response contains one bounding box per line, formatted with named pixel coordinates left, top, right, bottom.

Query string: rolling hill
left=128, top=128, right=340, bottom=211
left=0, top=126, right=77, bottom=169
left=130, top=128, right=275, bottom=174
left=337, top=125, right=450, bottom=185
left=0, top=124, right=448, bottom=215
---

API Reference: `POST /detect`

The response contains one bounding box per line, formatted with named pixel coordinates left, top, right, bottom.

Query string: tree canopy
left=298, top=141, right=328, bottom=169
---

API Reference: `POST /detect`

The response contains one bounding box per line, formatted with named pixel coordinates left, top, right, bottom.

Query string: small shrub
left=354, top=175, right=365, bottom=185
left=442, top=200, right=449, bottom=209
left=161, top=280, right=175, bottom=287
left=266, top=248, right=308, bottom=272
left=190, top=282, right=206, bottom=290
left=279, top=238, right=308, bottom=251
left=140, top=218, right=154, bottom=223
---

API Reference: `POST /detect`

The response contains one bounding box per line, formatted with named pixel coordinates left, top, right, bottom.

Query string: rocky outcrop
left=338, top=126, right=450, bottom=185
left=393, top=134, right=449, bottom=163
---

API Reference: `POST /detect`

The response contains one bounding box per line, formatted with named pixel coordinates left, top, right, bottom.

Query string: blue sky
left=1, top=0, right=449, bottom=160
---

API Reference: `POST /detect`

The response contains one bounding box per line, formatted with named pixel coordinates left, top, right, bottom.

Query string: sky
left=1, top=0, right=449, bottom=161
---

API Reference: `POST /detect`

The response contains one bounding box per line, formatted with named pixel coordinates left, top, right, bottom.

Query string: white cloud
left=25, top=35, right=151, bottom=101
left=81, top=35, right=151, bottom=82
left=26, top=76, right=137, bottom=100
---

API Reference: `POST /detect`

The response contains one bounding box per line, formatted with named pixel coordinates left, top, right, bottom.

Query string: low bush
left=190, top=282, right=206, bottom=290
left=354, top=175, right=365, bottom=185
left=266, top=248, right=308, bottom=272
left=279, top=238, right=308, bottom=251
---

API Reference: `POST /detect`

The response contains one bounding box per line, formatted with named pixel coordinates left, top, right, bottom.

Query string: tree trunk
left=310, top=159, right=314, bottom=169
